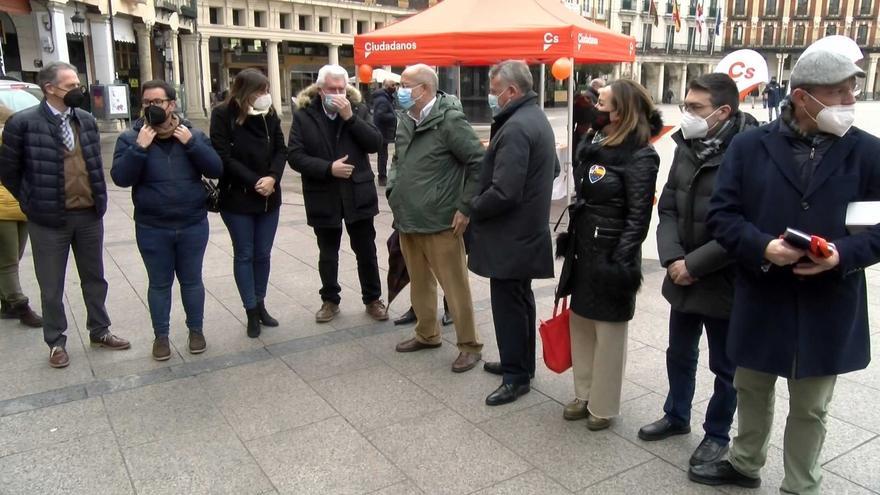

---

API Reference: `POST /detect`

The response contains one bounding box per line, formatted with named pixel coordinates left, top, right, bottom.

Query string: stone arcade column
left=32, top=0, right=69, bottom=63
left=134, top=23, right=154, bottom=85
left=656, top=63, right=665, bottom=103
left=180, top=33, right=203, bottom=118
left=169, top=30, right=181, bottom=86
left=87, top=14, right=116, bottom=84
left=267, top=40, right=283, bottom=116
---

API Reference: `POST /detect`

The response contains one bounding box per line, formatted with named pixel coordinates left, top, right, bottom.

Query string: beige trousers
left=569, top=312, right=629, bottom=418
left=399, top=229, right=482, bottom=353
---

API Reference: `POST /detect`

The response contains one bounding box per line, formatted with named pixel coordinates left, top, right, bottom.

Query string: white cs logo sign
left=543, top=32, right=560, bottom=51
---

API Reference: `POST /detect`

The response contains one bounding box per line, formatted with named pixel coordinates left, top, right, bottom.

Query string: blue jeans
left=135, top=219, right=209, bottom=336
left=221, top=208, right=279, bottom=310
left=663, top=309, right=737, bottom=443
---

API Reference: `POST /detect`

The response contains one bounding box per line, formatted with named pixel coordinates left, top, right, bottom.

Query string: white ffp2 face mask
left=805, top=92, right=855, bottom=137
left=252, top=93, right=272, bottom=112
left=680, top=107, right=723, bottom=140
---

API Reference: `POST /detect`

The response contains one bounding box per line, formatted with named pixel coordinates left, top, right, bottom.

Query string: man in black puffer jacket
left=639, top=73, right=758, bottom=466
left=0, top=61, right=130, bottom=369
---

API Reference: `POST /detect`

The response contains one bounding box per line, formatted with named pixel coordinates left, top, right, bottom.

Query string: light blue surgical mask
left=397, top=84, right=423, bottom=110
left=396, top=87, right=414, bottom=110
left=487, top=94, right=501, bottom=115
left=323, top=94, right=337, bottom=114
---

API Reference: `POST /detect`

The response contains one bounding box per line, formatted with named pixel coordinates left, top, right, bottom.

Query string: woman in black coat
left=557, top=79, right=662, bottom=431
left=210, top=69, right=287, bottom=338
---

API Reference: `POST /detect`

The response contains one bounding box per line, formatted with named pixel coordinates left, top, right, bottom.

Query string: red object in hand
left=781, top=228, right=834, bottom=259
left=539, top=298, right=571, bottom=373
left=810, top=235, right=834, bottom=258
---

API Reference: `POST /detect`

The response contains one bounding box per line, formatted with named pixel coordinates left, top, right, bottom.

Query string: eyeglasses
left=142, top=98, right=172, bottom=107
left=57, top=84, right=86, bottom=94
left=679, top=102, right=710, bottom=113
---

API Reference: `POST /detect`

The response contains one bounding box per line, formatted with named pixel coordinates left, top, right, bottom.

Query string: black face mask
left=386, top=87, right=396, bottom=95
left=62, top=87, right=86, bottom=109
left=144, top=106, right=168, bottom=126
left=593, top=110, right=612, bottom=130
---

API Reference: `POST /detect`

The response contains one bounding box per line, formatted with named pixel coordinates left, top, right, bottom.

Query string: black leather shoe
left=394, top=308, right=417, bottom=326
left=483, top=361, right=502, bottom=375
left=688, top=460, right=761, bottom=488
left=441, top=311, right=453, bottom=326
left=485, top=383, right=530, bottom=406
left=637, top=416, right=691, bottom=441
left=690, top=437, right=729, bottom=466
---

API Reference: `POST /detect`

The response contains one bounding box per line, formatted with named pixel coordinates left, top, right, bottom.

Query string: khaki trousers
left=729, top=367, right=837, bottom=495
left=569, top=312, right=629, bottom=418
left=399, top=229, right=482, bottom=353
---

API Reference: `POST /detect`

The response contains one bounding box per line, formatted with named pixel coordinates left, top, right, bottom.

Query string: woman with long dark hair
left=210, top=69, right=287, bottom=338
left=557, top=79, right=663, bottom=431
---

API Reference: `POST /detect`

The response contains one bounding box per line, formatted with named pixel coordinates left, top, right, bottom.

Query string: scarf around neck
left=154, top=113, right=180, bottom=140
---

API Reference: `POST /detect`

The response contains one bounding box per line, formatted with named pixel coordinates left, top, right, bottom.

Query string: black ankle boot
left=245, top=307, right=261, bottom=338
left=257, top=300, right=279, bottom=327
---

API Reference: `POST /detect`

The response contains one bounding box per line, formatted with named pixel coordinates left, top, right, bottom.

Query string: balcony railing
left=636, top=41, right=711, bottom=54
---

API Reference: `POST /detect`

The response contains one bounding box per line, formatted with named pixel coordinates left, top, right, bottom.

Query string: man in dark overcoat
left=469, top=60, right=556, bottom=406
left=690, top=50, right=880, bottom=494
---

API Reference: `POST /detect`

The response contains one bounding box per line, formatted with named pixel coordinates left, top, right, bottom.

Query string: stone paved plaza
left=1, top=104, right=880, bottom=494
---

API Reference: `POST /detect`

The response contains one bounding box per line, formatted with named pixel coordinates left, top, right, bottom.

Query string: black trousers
left=490, top=278, right=536, bottom=385
left=377, top=141, right=389, bottom=179
left=314, top=218, right=381, bottom=305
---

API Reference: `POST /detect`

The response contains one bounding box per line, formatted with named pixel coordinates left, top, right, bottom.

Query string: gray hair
left=403, top=64, right=438, bottom=92
left=317, top=65, right=349, bottom=87
left=590, top=78, right=605, bottom=89
left=489, top=60, right=533, bottom=93
left=37, top=61, right=77, bottom=93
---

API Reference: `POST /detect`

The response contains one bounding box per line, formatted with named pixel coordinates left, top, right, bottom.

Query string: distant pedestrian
left=211, top=69, right=288, bottom=338
left=112, top=80, right=222, bottom=360
left=371, top=79, right=398, bottom=187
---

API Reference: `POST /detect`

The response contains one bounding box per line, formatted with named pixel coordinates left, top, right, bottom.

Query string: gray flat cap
left=790, top=50, right=865, bottom=88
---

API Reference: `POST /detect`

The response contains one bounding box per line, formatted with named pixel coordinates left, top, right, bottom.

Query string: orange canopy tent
left=354, top=0, right=636, bottom=66
left=354, top=0, right=637, bottom=203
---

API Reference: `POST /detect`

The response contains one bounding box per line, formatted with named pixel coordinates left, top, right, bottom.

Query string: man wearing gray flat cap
left=688, top=49, right=880, bottom=494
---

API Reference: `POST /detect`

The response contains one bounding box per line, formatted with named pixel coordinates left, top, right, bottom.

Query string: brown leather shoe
left=365, top=299, right=389, bottom=321
left=152, top=336, right=171, bottom=361
left=452, top=352, right=481, bottom=373
left=188, top=331, right=206, bottom=354
left=90, top=332, right=131, bottom=350
left=315, top=302, right=339, bottom=323
left=587, top=415, right=612, bottom=431
left=49, top=346, right=69, bottom=368
left=16, top=303, right=43, bottom=328
left=395, top=337, right=442, bottom=353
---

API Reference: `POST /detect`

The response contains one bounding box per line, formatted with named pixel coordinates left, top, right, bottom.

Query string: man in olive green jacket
left=387, top=64, right=484, bottom=373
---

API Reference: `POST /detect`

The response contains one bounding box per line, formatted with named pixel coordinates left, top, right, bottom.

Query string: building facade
left=566, top=0, right=725, bottom=103
left=723, top=0, right=879, bottom=99
left=0, top=0, right=431, bottom=119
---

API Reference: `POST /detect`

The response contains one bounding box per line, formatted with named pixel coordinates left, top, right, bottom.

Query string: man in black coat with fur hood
left=288, top=65, right=388, bottom=324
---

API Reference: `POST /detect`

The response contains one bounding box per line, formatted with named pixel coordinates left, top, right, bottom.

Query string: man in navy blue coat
left=689, top=50, right=880, bottom=494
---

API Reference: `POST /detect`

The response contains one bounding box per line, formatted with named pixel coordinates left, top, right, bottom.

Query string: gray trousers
left=28, top=210, right=111, bottom=349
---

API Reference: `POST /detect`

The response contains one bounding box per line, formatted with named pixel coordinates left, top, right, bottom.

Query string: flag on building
left=672, top=0, right=682, bottom=32
left=696, top=2, right=705, bottom=34
left=714, top=6, right=723, bottom=36
left=649, top=0, right=659, bottom=26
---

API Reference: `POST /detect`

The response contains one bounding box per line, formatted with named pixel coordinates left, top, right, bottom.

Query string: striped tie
left=60, top=114, right=74, bottom=151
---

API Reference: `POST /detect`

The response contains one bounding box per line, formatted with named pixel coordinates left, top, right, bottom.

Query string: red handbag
left=539, top=298, right=572, bottom=373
